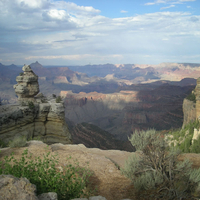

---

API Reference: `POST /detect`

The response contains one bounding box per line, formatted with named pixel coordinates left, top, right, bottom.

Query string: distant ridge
left=30, top=61, right=43, bottom=68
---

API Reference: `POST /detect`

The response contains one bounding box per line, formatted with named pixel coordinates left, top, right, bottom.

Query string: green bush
left=186, top=92, right=196, bottom=103
left=56, top=96, right=62, bottom=103
left=168, top=120, right=200, bottom=153
left=122, top=129, right=200, bottom=199
left=0, top=149, right=92, bottom=200
left=19, top=72, right=24, bottom=76
left=28, top=101, right=35, bottom=109
left=8, top=136, right=27, bottom=148
left=0, top=139, right=7, bottom=148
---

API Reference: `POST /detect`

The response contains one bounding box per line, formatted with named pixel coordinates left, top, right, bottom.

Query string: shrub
left=168, top=120, right=200, bottom=153
left=186, top=92, right=196, bottom=103
left=8, top=136, right=27, bottom=148
left=122, top=129, right=200, bottom=199
left=19, top=72, right=24, bottom=76
left=0, top=149, right=92, bottom=200
left=28, top=101, right=35, bottom=109
left=0, top=139, right=7, bottom=148
left=56, top=96, right=62, bottom=103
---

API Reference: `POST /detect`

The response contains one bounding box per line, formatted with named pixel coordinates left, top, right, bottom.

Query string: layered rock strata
left=0, top=99, right=72, bottom=144
left=0, top=65, right=72, bottom=145
left=182, top=77, right=200, bottom=127
left=13, top=64, right=39, bottom=103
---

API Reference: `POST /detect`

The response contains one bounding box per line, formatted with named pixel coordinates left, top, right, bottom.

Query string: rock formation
left=182, top=77, right=200, bottom=127
left=0, top=175, right=38, bottom=200
left=13, top=64, right=39, bottom=103
left=0, top=175, right=58, bottom=200
left=63, top=85, right=193, bottom=140
left=0, top=65, right=72, bottom=145
left=0, top=96, right=72, bottom=145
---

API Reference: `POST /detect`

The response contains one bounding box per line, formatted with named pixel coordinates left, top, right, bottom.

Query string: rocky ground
left=1, top=141, right=200, bottom=200
left=0, top=141, right=136, bottom=200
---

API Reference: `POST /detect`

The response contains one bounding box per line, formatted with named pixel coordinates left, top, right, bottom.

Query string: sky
left=0, top=0, right=200, bottom=66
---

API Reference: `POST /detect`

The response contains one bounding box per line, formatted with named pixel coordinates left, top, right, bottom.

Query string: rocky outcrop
left=0, top=174, right=38, bottom=200
left=13, top=64, right=39, bottom=103
left=0, top=99, right=72, bottom=145
left=182, top=77, right=200, bottom=127
left=182, top=98, right=196, bottom=127
left=0, top=65, right=72, bottom=145
left=0, top=175, right=58, bottom=200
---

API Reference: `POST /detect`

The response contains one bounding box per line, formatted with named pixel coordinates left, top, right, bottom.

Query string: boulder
left=0, top=174, right=38, bottom=200
left=38, top=192, right=58, bottom=200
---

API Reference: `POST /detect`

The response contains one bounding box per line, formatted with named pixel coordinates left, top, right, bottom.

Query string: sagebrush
left=122, top=129, right=200, bottom=199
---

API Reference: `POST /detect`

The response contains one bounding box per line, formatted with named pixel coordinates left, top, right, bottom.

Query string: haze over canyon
left=0, top=62, right=199, bottom=143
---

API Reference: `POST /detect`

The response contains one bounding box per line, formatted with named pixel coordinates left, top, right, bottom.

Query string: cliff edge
left=0, top=64, right=72, bottom=145
left=182, top=77, right=200, bottom=127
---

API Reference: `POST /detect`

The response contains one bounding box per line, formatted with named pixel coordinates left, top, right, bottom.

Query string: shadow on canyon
left=65, top=80, right=196, bottom=141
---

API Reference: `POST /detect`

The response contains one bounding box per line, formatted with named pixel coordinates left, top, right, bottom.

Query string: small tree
left=122, top=129, right=200, bottom=199
left=56, top=96, right=62, bottom=103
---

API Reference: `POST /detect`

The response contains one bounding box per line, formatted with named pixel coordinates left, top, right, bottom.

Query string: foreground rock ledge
left=0, top=141, right=135, bottom=200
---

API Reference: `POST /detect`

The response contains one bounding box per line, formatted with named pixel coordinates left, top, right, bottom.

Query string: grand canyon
left=0, top=62, right=199, bottom=148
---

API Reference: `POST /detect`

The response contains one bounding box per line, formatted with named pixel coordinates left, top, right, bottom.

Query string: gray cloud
left=0, top=0, right=200, bottom=65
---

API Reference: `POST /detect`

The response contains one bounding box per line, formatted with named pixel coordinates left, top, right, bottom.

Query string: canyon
left=0, top=61, right=199, bottom=145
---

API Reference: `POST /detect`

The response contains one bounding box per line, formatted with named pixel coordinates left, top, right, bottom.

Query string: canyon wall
left=182, top=78, right=200, bottom=127
left=63, top=83, right=192, bottom=140
left=0, top=65, right=72, bottom=145
left=0, top=101, right=72, bottom=144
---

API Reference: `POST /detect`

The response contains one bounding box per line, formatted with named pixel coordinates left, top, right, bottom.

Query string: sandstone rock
left=0, top=141, right=136, bottom=200
left=182, top=99, right=196, bottom=128
left=192, top=128, right=200, bottom=144
left=14, top=64, right=39, bottom=103
left=71, top=198, right=88, bottom=200
left=0, top=174, right=38, bottom=200
left=38, top=192, right=58, bottom=200
left=182, top=77, right=200, bottom=127
left=0, top=65, right=72, bottom=145
left=89, top=196, right=107, bottom=200
left=0, top=102, right=72, bottom=145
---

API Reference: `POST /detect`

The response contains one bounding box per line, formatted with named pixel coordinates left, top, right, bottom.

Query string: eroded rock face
left=182, top=77, right=200, bottom=127
left=0, top=174, right=38, bottom=200
left=14, top=64, right=39, bottom=103
left=0, top=100, right=72, bottom=145
left=0, top=65, right=72, bottom=145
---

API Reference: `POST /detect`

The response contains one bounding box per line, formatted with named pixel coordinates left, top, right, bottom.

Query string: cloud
left=120, top=10, right=128, bottom=13
left=0, top=0, right=200, bottom=65
left=145, top=0, right=196, bottom=5
left=25, top=54, right=123, bottom=62
left=160, top=5, right=175, bottom=10
left=145, top=2, right=156, bottom=5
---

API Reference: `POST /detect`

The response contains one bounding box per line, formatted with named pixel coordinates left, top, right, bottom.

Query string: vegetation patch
left=0, top=149, right=92, bottom=200
left=186, top=92, right=196, bottom=103
left=167, top=120, right=200, bottom=153
left=122, top=129, right=200, bottom=199
left=8, top=136, right=27, bottom=148
left=28, top=101, right=35, bottom=109
left=56, top=96, right=62, bottom=103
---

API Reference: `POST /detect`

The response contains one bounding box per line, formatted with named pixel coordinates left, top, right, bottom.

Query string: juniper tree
left=122, top=129, right=200, bottom=199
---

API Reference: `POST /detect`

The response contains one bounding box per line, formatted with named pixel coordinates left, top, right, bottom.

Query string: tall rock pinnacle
left=13, top=64, right=39, bottom=103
